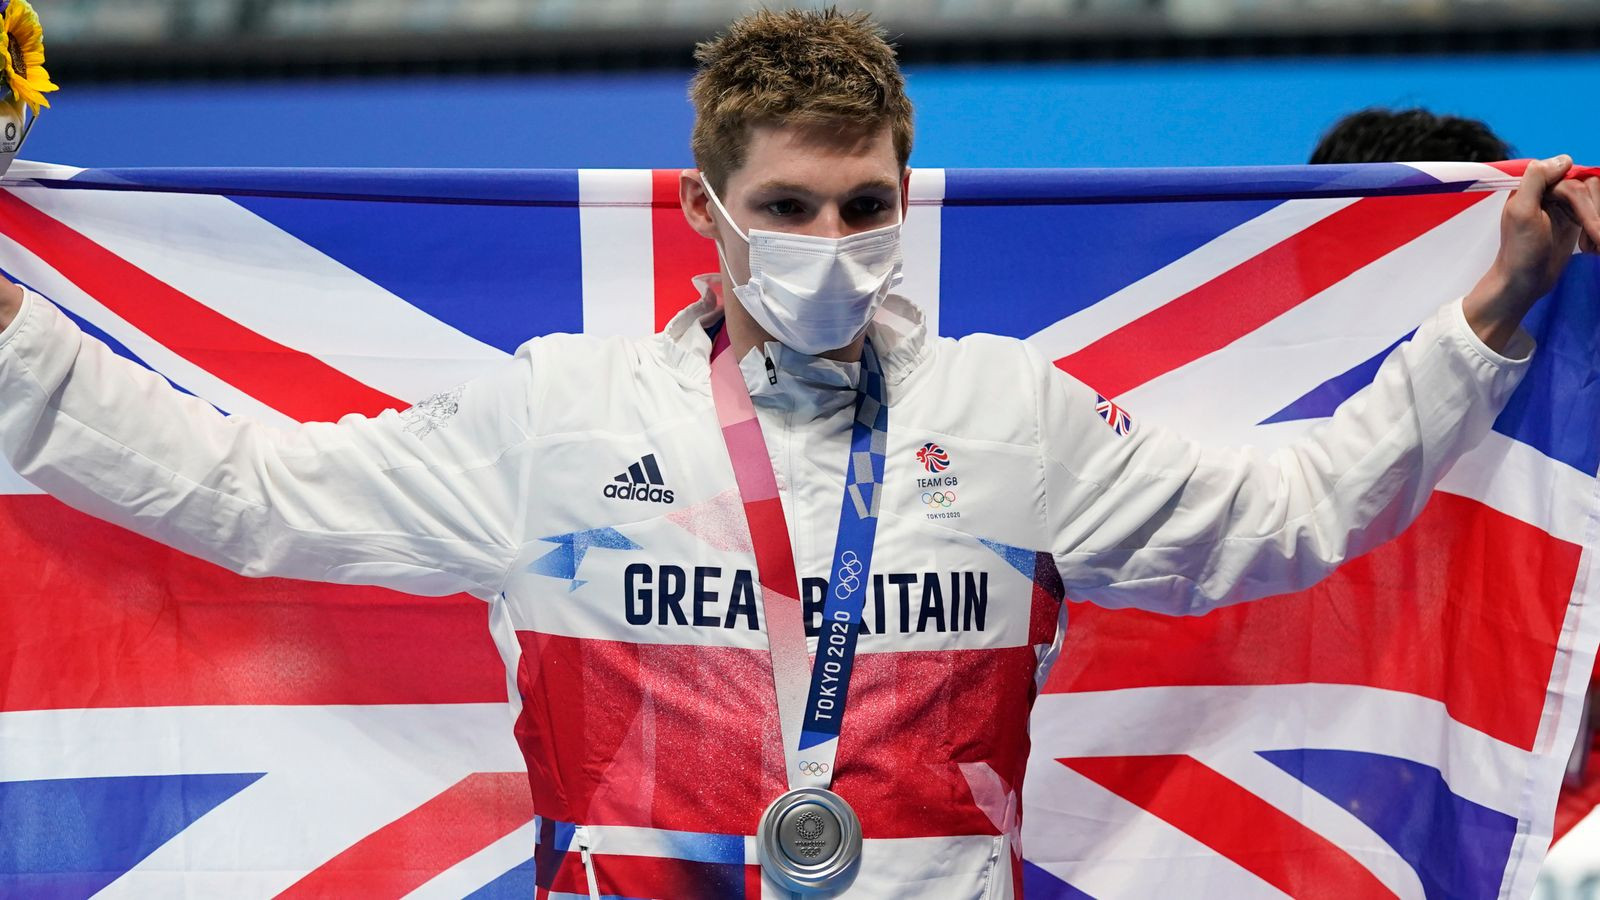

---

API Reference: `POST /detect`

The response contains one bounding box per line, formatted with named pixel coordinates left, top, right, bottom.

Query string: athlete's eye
left=765, top=199, right=804, bottom=217
left=848, top=198, right=890, bottom=216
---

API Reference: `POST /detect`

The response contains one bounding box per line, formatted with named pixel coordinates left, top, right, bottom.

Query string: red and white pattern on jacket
left=509, top=543, right=1067, bottom=895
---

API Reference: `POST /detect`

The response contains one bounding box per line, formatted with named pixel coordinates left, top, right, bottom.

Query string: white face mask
left=702, top=175, right=905, bottom=356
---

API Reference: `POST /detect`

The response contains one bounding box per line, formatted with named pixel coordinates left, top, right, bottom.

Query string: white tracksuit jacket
left=0, top=276, right=1532, bottom=898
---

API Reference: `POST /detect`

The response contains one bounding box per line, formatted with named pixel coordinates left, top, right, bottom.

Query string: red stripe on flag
left=1063, top=754, right=1394, bottom=899
left=1485, top=159, right=1600, bottom=180
left=278, top=771, right=533, bottom=899
left=0, top=495, right=506, bottom=711
left=1046, top=492, right=1577, bottom=751
left=652, top=169, right=719, bottom=330
left=0, top=190, right=401, bottom=422
left=1488, top=160, right=1532, bottom=178
left=1055, top=191, right=1489, bottom=397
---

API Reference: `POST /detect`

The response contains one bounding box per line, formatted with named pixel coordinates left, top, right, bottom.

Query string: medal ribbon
left=708, top=326, right=888, bottom=792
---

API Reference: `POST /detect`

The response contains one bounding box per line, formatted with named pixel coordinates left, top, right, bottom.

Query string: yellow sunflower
left=0, top=0, right=57, bottom=116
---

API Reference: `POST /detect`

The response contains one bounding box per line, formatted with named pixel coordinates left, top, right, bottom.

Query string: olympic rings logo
left=922, top=490, right=956, bottom=508
left=797, top=760, right=831, bottom=776
left=833, top=550, right=863, bottom=600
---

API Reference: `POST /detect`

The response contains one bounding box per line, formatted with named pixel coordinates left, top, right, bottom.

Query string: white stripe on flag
left=1402, top=161, right=1522, bottom=192
left=7, top=184, right=511, bottom=403
left=1021, top=757, right=1292, bottom=900
left=100, top=768, right=465, bottom=899
left=1124, top=193, right=1505, bottom=441
left=0, top=219, right=298, bottom=426
left=1237, top=421, right=1597, bottom=547
left=579, top=168, right=656, bottom=338
left=1196, top=748, right=1425, bottom=899
left=903, top=168, right=944, bottom=338
left=0, top=703, right=522, bottom=783
left=404, top=820, right=537, bottom=900
left=1434, top=428, right=1598, bottom=546
left=1024, top=196, right=1361, bottom=362
left=1028, top=683, right=1534, bottom=814
left=2, top=159, right=87, bottom=184
left=0, top=704, right=524, bottom=899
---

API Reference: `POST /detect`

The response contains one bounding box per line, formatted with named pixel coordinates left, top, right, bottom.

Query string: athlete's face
left=681, top=120, right=911, bottom=292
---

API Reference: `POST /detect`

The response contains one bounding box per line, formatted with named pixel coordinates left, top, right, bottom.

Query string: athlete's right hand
left=0, top=281, right=22, bottom=330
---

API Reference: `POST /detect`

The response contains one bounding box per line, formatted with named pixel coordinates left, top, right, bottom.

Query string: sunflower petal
left=0, top=0, right=54, bottom=116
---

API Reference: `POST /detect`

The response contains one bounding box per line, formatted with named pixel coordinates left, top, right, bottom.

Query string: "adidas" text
left=603, top=452, right=676, bottom=504
left=603, top=482, right=676, bottom=504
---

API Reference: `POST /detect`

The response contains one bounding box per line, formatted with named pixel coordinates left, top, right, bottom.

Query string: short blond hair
left=689, top=8, right=915, bottom=193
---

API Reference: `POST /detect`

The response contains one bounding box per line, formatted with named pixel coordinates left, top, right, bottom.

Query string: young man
left=1, top=9, right=1598, bottom=898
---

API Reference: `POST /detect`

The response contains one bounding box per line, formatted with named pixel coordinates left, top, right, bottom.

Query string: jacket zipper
left=574, top=824, right=601, bottom=900
left=758, top=347, right=803, bottom=585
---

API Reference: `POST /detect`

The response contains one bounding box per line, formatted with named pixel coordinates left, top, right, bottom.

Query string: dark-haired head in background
left=1310, top=107, right=1512, bottom=164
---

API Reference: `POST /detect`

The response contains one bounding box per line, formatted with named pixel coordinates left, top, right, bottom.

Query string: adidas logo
left=602, top=453, right=676, bottom=504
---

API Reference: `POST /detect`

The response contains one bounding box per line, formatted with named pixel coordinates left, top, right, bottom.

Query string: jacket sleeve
left=1040, top=298, right=1534, bottom=616
left=0, top=288, right=530, bottom=598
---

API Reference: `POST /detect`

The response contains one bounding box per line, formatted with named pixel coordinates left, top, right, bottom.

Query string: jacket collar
left=659, top=273, right=929, bottom=413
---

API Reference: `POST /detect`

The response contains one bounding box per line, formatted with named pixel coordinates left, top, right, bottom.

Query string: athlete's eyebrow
left=749, top=178, right=899, bottom=198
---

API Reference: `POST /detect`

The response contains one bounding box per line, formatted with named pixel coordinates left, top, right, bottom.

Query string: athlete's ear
left=680, top=169, right=720, bottom=241
left=900, top=167, right=912, bottom=221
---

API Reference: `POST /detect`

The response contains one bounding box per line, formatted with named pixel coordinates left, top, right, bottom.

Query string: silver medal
left=757, top=787, right=863, bottom=893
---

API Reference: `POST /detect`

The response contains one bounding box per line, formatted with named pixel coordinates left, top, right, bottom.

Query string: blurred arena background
left=22, top=0, right=1600, bottom=168
left=23, top=0, right=1600, bottom=892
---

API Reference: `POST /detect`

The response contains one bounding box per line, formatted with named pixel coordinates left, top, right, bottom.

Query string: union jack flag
left=1092, top=394, right=1133, bottom=437
left=0, top=159, right=1596, bottom=898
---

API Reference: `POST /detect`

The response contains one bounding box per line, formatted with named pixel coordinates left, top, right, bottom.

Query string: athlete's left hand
left=1463, top=155, right=1600, bottom=353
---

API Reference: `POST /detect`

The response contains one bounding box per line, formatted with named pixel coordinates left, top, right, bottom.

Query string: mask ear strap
left=700, top=174, right=751, bottom=244
left=713, top=237, right=738, bottom=296
left=708, top=206, right=751, bottom=297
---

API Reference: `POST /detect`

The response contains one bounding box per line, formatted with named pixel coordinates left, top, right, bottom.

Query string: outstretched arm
left=0, top=288, right=533, bottom=598
left=1047, top=156, right=1598, bottom=616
